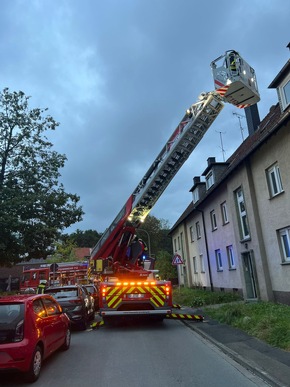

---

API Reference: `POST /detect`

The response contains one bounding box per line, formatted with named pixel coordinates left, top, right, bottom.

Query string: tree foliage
left=46, top=240, right=78, bottom=263
left=0, top=88, right=84, bottom=265
left=155, top=250, right=177, bottom=280
left=136, top=215, right=173, bottom=257
left=64, top=229, right=102, bottom=247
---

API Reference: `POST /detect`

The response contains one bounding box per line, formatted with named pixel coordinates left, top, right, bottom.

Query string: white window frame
left=196, top=221, right=201, bottom=239
left=177, top=236, right=180, bottom=250
left=192, top=188, right=199, bottom=204
left=189, top=226, right=194, bottom=242
left=206, top=171, right=214, bottom=189
left=215, top=249, right=223, bottom=271
left=221, top=201, right=229, bottom=224
left=279, top=227, right=290, bottom=262
left=278, top=73, right=290, bottom=111
left=226, top=245, right=236, bottom=269
left=210, top=210, right=217, bottom=231
left=236, top=188, right=250, bottom=239
left=267, top=163, right=284, bottom=197
left=174, top=239, right=177, bottom=252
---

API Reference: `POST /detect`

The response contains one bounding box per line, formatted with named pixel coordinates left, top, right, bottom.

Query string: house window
left=177, top=236, right=180, bottom=250
left=189, top=226, right=194, bottom=242
left=266, top=163, right=283, bottom=197
left=174, top=239, right=177, bottom=252
left=200, top=254, right=205, bottom=273
left=279, top=227, right=290, bottom=262
left=236, top=188, right=250, bottom=239
left=279, top=74, right=290, bottom=111
left=193, top=256, right=198, bottom=273
left=226, top=245, right=236, bottom=269
left=215, top=249, right=223, bottom=271
left=210, top=210, right=217, bottom=231
left=196, top=221, right=201, bottom=239
left=192, top=188, right=199, bottom=204
left=206, top=171, right=214, bottom=189
left=221, top=201, right=229, bottom=224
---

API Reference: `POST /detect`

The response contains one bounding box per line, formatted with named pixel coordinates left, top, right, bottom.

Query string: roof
left=268, top=60, right=290, bottom=88
left=0, top=294, right=45, bottom=303
left=74, top=247, right=91, bottom=260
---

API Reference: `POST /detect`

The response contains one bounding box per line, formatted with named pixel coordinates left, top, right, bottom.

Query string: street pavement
left=178, top=306, right=290, bottom=387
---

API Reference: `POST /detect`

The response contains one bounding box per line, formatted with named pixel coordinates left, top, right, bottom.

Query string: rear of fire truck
left=91, top=49, right=260, bottom=324
left=99, top=277, right=172, bottom=323
left=91, top=202, right=173, bottom=322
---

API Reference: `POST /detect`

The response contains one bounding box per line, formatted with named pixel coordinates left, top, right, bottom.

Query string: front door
left=242, top=251, right=257, bottom=299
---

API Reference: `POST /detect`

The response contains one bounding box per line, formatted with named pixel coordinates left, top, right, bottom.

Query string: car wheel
left=62, top=328, right=71, bottom=350
left=89, top=307, right=95, bottom=321
left=25, top=345, right=42, bottom=382
left=78, top=312, right=88, bottom=330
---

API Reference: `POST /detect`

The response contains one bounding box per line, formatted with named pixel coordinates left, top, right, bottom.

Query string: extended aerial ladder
left=90, top=50, right=260, bottom=322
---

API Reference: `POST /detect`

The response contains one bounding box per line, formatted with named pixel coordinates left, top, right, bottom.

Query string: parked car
left=0, top=294, right=71, bottom=382
left=45, top=284, right=95, bottom=330
left=83, top=284, right=99, bottom=310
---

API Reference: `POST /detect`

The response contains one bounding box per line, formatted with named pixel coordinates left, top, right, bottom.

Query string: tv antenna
left=233, top=112, right=245, bottom=141
left=216, top=130, right=226, bottom=161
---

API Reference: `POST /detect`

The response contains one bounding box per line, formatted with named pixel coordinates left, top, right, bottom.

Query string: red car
left=0, top=294, right=71, bottom=382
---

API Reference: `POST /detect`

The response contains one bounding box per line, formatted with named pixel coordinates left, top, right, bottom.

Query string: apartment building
left=170, top=57, right=290, bottom=304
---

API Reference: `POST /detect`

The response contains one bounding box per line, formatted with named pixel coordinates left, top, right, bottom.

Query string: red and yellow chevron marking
left=104, top=284, right=168, bottom=310
left=146, top=285, right=166, bottom=308
left=166, top=313, right=204, bottom=321
left=90, top=320, right=104, bottom=329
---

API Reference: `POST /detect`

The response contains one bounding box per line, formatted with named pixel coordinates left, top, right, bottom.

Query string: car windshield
left=46, top=289, right=78, bottom=298
left=85, top=286, right=94, bottom=293
left=0, top=303, right=25, bottom=344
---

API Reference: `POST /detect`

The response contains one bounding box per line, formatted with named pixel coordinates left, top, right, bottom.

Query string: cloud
left=1, top=0, right=289, bottom=234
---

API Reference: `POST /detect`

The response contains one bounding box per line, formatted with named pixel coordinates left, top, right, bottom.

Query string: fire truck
left=91, top=50, right=260, bottom=323
left=20, top=261, right=89, bottom=293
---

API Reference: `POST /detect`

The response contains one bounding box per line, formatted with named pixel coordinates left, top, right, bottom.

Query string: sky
left=1, top=0, right=289, bottom=234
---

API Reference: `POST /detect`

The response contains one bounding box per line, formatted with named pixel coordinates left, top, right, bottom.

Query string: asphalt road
left=1, top=318, right=267, bottom=387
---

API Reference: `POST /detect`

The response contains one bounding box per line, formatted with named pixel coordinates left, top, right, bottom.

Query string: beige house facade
left=170, top=58, right=290, bottom=304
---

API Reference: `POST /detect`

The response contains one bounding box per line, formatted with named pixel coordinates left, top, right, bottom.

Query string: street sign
left=172, top=254, right=184, bottom=265
left=50, top=263, right=59, bottom=272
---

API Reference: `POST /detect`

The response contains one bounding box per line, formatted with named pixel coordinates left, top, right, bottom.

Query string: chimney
left=207, top=157, right=216, bottom=166
left=245, top=103, right=261, bottom=135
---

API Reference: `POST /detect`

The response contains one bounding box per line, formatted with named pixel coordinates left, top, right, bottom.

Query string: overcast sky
left=1, top=0, right=289, bottom=233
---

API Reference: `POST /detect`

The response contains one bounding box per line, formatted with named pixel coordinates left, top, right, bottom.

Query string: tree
left=46, top=240, right=78, bottom=263
left=65, top=229, right=102, bottom=247
left=136, top=215, right=173, bottom=257
left=0, top=88, right=84, bottom=265
left=155, top=250, right=177, bottom=280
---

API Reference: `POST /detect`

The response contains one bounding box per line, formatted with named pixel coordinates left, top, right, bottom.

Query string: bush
left=172, top=287, right=242, bottom=307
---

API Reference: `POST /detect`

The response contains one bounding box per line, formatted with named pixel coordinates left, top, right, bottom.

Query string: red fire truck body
left=20, top=262, right=89, bottom=292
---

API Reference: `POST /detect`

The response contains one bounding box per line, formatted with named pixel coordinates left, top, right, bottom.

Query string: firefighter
left=229, top=51, right=238, bottom=73
left=36, top=280, right=48, bottom=294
